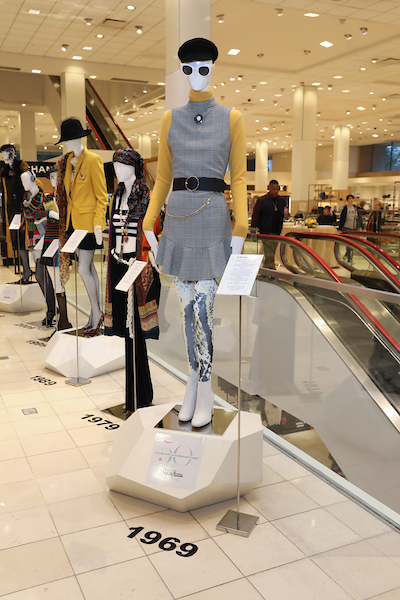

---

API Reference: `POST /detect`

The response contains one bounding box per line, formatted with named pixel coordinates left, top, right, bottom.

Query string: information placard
left=0, top=284, right=19, bottom=302
left=217, top=254, right=263, bottom=296
left=9, top=214, right=21, bottom=230
left=61, top=230, right=88, bottom=253
left=42, top=239, right=59, bottom=258
left=145, top=432, right=204, bottom=490
left=115, top=259, right=147, bottom=292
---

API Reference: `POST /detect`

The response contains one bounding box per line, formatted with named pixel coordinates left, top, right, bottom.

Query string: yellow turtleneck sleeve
left=143, top=89, right=248, bottom=238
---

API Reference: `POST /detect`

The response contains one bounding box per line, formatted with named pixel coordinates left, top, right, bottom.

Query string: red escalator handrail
left=341, top=234, right=400, bottom=275
left=252, top=232, right=400, bottom=355
left=284, top=231, right=400, bottom=293
left=85, top=114, right=107, bottom=151
left=342, top=231, right=400, bottom=241
left=86, top=78, right=132, bottom=148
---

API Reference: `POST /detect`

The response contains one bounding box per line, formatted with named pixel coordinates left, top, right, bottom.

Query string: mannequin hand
left=48, top=210, right=59, bottom=220
left=230, top=236, right=245, bottom=255
left=94, top=225, right=103, bottom=245
left=144, top=230, right=159, bottom=260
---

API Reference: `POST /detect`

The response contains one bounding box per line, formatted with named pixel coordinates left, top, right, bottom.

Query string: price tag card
left=9, top=214, right=21, bottom=230
left=34, top=236, right=44, bottom=252
left=60, top=230, right=88, bottom=253
left=42, top=238, right=59, bottom=258
left=217, top=254, right=263, bottom=297
left=115, top=260, right=147, bottom=292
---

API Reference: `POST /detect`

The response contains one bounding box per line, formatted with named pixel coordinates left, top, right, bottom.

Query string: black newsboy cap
left=178, top=37, right=218, bottom=63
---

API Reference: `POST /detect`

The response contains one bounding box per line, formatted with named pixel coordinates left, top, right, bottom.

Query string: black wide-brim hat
left=0, top=143, right=16, bottom=152
left=57, top=117, right=91, bottom=144
left=178, top=37, right=218, bottom=63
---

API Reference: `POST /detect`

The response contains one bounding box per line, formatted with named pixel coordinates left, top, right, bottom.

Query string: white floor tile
left=49, top=492, right=124, bottom=535
left=368, top=590, right=400, bottom=600
left=88, top=391, right=125, bottom=410
left=178, top=579, right=264, bottom=600
left=0, top=457, right=33, bottom=485
left=273, top=507, right=361, bottom=555
left=0, top=576, right=85, bottom=600
left=0, top=380, right=40, bottom=396
left=77, top=556, right=173, bottom=600
left=6, top=402, right=56, bottom=422
left=58, top=409, right=107, bottom=430
left=41, top=386, right=87, bottom=402
left=83, top=380, right=124, bottom=397
left=249, top=557, right=353, bottom=600
left=0, top=421, right=17, bottom=441
left=312, top=540, right=400, bottom=600
left=0, top=407, right=11, bottom=422
left=13, top=416, right=65, bottom=438
left=62, top=521, right=145, bottom=574
left=369, top=532, right=400, bottom=567
left=0, top=438, right=25, bottom=461
left=254, top=463, right=285, bottom=488
left=291, top=475, right=347, bottom=506
left=245, top=481, right=318, bottom=520
left=78, top=442, right=112, bottom=467
left=28, top=448, right=88, bottom=478
left=0, top=505, right=57, bottom=550
left=150, top=537, right=242, bottom=597
left=108, top=490, right=167, bottom=520
left=37, top=468, right=104, bottom=504
left=68, top=425, right=119, bottom=447
left=326, top=501, right=392, bottom=538
left=215, top=521, right=304, bottom=575
left=190, top=497, right=267, bottom=537
left=0, top=538, right=73, bottom=596
left=263, top=453, right=311, bottom=480
left=49, top=396, right=97, bottom=415
left=0, top=480, right=45, bottom=515
left=20, top=430, right=76, bottom=456
left=1, top=390, right=48, bottom=408
left=153, top=385, right=177, bottom=401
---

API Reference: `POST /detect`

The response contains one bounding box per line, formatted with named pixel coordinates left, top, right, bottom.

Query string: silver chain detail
left=165, top=192, right=218, bottom=220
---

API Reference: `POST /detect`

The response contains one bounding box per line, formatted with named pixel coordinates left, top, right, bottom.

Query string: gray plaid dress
left=156, top=97, right=232, bottom=281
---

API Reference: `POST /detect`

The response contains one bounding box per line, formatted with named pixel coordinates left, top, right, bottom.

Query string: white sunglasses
left=180, top=63, right=213, bottom=76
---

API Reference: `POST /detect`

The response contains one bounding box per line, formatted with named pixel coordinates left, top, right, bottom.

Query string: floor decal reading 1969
left=31, top=375, right=57, bottom=385
left=127, top=527, right=198, bottom=557
left=82, top=414, right=120, bottom=430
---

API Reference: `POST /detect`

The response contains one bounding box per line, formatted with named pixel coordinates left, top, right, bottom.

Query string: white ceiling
left=1, top=0, right=400, bottom=155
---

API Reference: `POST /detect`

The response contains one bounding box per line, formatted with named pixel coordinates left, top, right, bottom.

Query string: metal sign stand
left=128, top=282, right=138, bottom=414
left=216, top=295, right=259, bottom=537
left=16, top=224, right=30, bottom=316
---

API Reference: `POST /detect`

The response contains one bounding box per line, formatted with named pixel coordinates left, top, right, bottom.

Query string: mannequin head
left=113, top=148, right=144, bottom=180
left=65, top=138, right=83, bottom=154
left=178, top=38, right=218, bottom=93
left=114, top=162, right=136, bottom=184
left=21, top=170, right=37, bottom=192
left=56, top=117, right=91, bottom=151
left=1, top=144, right=16, bottom=166
left=48, top=166, right=57, bottom=189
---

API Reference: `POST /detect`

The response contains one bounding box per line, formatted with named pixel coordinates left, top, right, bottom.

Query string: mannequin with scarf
left=0, top=144, right=31, bottom=282
left=143, top=38, right=247, bottom=427
left=105, top=148, right=160, bottom=413
left=55, top=118, right=107, bottom=335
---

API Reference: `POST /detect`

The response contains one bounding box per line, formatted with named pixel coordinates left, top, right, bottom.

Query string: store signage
left=0, top=284, right=18, bottom=302
left=28, top=162, right=56, bottom=178
left=127, top=527, right=198, bottom=557
left=146, top=432, right=204, bottom=490
left=42, top=239, right=59, bottom=258
left=217, top=254, right=263, bottom=296
left=115, top=260, right=147, bottom=292
left=9, top=214, right=21, bottom=230
left=61, top=229, right=88, bottom=253
left=81, top=414, right=120, bottom=430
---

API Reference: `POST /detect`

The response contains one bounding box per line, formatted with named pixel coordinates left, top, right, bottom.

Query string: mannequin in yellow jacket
left=62, top=135, right=107, bottom=332
left=143, top=37, right=247, bottom=427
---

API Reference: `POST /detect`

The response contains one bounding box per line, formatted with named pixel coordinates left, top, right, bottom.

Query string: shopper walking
left=339, top=194, right=363, bottom=261
left=251, top=179, right=285, bottom=269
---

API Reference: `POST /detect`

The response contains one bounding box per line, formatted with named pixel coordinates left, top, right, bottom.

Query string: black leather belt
left=173, top=177, right=227, bottom=192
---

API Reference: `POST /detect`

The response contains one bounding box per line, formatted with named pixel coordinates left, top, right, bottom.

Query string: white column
left=291, top=85, right=317, bottom=211
left=165, top=0, right=211, bottom=110
left=139, top=134, right=152, bottom=159
left=60, top=72, right=86, bottom=126
left=0, top=126, right=9, bottom=147
left=332, top=125, right=350, bottom=191
left=19, top=111, right=37, bottom=161
left=255, top=140, right=269, bottom=192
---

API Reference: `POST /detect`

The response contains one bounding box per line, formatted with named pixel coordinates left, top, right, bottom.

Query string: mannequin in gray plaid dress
left=144, top=39, right=247, bottom=428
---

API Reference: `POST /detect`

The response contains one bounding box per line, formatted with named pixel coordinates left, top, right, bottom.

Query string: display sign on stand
left=216, top=253, right=263, bottom=537
left=61, top=230, right=90, bottom=387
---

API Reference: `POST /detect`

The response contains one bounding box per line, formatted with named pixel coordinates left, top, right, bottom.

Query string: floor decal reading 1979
left=82, top=414, right=120, bottom=430
left=127, top=527, right=198, bottom=557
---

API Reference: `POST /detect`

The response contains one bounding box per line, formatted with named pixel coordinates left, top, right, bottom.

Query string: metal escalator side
left=85, top=79, right=130, bottom=151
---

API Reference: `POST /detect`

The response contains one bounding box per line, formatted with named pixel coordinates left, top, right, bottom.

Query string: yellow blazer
left=64, top=147, right=107, bottom=232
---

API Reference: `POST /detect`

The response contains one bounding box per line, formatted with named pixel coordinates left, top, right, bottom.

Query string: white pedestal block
left=106, top=403, right=263, bottom=512
left=42, top=331, right=125, bottom=378
left=0, top=282, right=44, bottom=313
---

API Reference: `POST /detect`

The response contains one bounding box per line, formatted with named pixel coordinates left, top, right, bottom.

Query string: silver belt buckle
left=185, top=176, right=200, bottom=191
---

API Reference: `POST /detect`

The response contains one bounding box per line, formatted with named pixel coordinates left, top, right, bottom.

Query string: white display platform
left=0, top=281, right=44, bottom=313
left=42, top=330, right=125, bottom=378
left=106, top=402, right=263, bottom=512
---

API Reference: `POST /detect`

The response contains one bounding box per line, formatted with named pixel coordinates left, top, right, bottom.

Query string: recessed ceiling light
left=360, top=67, right=366, bottom=71
left=342, top=89, right=350, bottom=93
left=136, top=26, right=143, bottom=34
left=382, top=97, right=386, bottom=101
left=255, top=119, right=259, bottom=122
left=83, top=46, right=93, bottom=50
left=38, top=112, right=44, bottom=115
left=44, top=146, right=47, bottom=150
left=344, top=34, right=352, bottom=40
left=372, top=134, right=378, bottom=137
left=371, top=58, right=378, bottom=63
left=229, top=77, right=235, bottom=81
left=357, top=106, right=365, bottom=110
left=96, top=34, right=104, bottom=39
left=305, top=13, right=319, bottom=17
left=276, top=8, right=283, bottom=16
left=52, top=135, right=58, bottom=139
left=85, top=18, right=92, bottom=26
left=274, top=93, right=282, bottom=97
left=127, top=5, right=135, bottom=9
left=217, top=14, right=224, bottom=23
left=333, top=75, right=343, bottom=79
left=28, top=9, right=40, bottom=14
left=360, top=27, right=368, bottom=35
left=320, top=41, right=333, bottom=48
left=262, top=127, right=268, bottom=130
left=31, top=69, right=41, bottom=74
left=21, top=103, right=26, bottom=107
left=260, top=98, right=265, bottom=102
left=312, top=82, right=320, bottom=86
left=72, top=56, right=82, bottom=60
left=89, top=75, right=97, bottom=79
left=228, top=49, right=240, bottom=55
left=235, top=89, right=240, bottom=93
left=259, top=81, right=267, bottom=85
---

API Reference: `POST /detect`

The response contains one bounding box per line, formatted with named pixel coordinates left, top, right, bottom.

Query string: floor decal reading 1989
left=82, top=414, right=120, bottom=430
left=127, top=527, right=199, bottom=557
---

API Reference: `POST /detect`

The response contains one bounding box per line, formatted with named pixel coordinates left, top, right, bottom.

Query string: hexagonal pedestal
left=0, top=282, right=44, bottom=313
left=42, top=329, right=125, bottom=378
left=106, top=402, right=263, bottom=512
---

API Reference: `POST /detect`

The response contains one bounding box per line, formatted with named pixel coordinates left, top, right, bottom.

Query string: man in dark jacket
left=251, top=179, right=285, bottom=269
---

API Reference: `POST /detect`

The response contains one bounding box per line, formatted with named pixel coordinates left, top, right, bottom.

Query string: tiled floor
left=1, top=269, right=400, bottom=599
